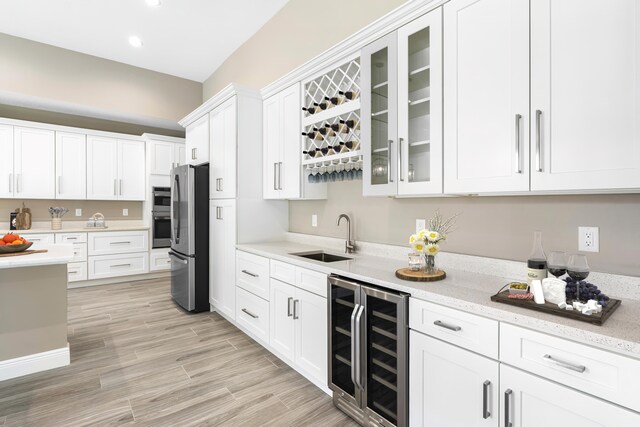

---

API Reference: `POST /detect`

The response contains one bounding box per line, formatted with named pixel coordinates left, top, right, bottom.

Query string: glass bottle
left=527, top=231, right=548, bottom=285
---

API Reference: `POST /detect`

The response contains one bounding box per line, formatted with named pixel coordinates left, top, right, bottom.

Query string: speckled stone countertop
left=237, top=240, right=640, bottom=360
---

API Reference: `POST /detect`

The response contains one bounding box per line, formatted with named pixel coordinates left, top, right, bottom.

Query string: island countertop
left=0, top=244, right=74, bottom=269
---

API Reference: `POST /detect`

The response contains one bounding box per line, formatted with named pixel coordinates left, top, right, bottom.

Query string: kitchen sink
left=291, top=251, right=352, bottom=263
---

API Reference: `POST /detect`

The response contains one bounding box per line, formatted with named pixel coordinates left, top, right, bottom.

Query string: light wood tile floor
left=0, top=278, right=357, bottom=426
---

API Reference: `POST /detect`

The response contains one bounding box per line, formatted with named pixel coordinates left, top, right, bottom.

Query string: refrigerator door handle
left=354, top=304, right=365, bottom=389
left=350, top=303, right=360, bottom=388
left=172, top=173, right=181, bottom=244
left=168, top=251, right=188, bottom=265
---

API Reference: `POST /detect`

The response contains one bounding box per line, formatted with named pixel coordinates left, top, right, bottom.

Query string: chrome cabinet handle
left=8, top=173, right=12, bottom=193
left=433, top=320, right=462, bottom=331
left=287, top=297, right=293, bottom=317
left=111, top=263, right=131, bottom=268
left=504, top=389, right=513, bottom=427
left=387, top=140, right=393, bottom=183
left=58, top=176, right=62, bottom=194
left=241, top=308, right=259, bottom=319
left=399, top=138, right=405, bottom=182
left=515, top=114, right=522, bottom=174
left=273, top=163, right=278, bottom=191
left=113, top=179, right=117, bottom=196
left=278, top=162, right=283, bottom=190
left=16, top=174, right=21, bottom=193
left=66, top=237, right=77, bottom=241
left=354, top=305, right=365, bottom=388
left=543, top=354, right=586, bottom=373
left=535, top=109, right=543, bottom=172
left=119, top=179, right=123, bottom=196
left=241, top=270, right=258, bottom=278
left=350, top=303, right=359, bottom=387
left=293, top=299, right=300, bottom=319
left=218, top=178, right=223, bottom=192
left=483, top=380, right=491, bottom=419
left=110, top=241, right=132, bottom=245
left=216, top=206, right=223, bottom=220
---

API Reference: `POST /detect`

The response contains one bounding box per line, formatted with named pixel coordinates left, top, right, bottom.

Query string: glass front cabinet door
left=362, top=7, right=443, bottom=197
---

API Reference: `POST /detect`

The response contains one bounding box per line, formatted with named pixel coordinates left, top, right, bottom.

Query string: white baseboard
left=0, top=345, right=70, bottom=382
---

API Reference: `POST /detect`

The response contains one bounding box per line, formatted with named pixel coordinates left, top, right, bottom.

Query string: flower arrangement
left=409, top=210, right=460, bottom=272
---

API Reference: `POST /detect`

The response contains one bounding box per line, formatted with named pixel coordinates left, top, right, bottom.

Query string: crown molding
left=178, top=83, right=261, bottom=127
left=141, top=133, right=185, bottom=143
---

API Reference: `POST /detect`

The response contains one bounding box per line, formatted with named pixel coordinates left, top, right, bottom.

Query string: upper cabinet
left=443, top=0, right=530, bottom=194
left=148, top=137, right=186, bottom=176
left=87, top=136, right=145, bottom=201
left=210, top=96, right=237, bottom=199
left=14, top=126, right=56, bottom=199
left=118, top=139, right=145, bottom=200
left=185, top=114, right=209, bottom=165
left=263, top=82, right=302, bottom=200
left=0, top=125, right=14, bottom=198
left=362, top=8, right=443, bottom=197
left=530, top=0, right=640, bottom=191
left=56, top=132, right=87, bottom=199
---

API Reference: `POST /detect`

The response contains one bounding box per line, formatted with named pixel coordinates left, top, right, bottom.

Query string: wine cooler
left=328, top=274, right=409, bottom=427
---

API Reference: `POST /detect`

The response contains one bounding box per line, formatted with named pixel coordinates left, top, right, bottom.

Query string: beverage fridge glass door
left=362, top=285, right=408, bottom=426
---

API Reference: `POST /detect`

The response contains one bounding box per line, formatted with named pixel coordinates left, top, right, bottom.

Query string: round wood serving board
left=395, top=268, right=446, bottom=282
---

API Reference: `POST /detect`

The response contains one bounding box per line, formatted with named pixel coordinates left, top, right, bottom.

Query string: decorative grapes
left=564, top=277, right=609, bottom=307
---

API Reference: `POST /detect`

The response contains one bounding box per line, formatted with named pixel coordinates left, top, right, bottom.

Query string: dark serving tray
left=490, top=290, right=621, bottom=326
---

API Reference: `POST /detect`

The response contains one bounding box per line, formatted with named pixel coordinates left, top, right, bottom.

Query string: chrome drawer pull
left=293, top=299, right=300, bottom=319
left=483, top=380, right=491, bottom=419
left=287, top=297, right=293, bottom=317
left=111, top=264, right=131, bottom=268
left=241, top=308, right=258, bottom=319
left=241, top=270, right=258, bottom=278
left=433, top=320, right=462, bottom=331
left=109, top=241, right=132, bottom=245
left=543, top=354, right=586, bottom=373
left=504, top=389, right=513, bottom=427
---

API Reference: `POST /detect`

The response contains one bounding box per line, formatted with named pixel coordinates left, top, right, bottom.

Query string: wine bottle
left=302, top=105, right=319, bottom=114
left=314, top=126, right=335, bottom=137
left=339, top=90, right=360, bottom=100
left=325, top=95, right=345, bottom=106
left=328, top=120, right=358, bottom=133
left=301, top=131, right=323, bottom=141
left=340, top=140, right=360, bottom=151
left=527, top=231, right=548, bottom=285
left=303, top=149, right=320, bottom=158
left=314, top=101, right=328, bottom=111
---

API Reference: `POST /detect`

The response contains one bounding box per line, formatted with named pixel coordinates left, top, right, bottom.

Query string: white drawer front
left=88, top=253, right=149, bottom=280
left=23, top=233, right=55, bottom=248
left=88, top=231, right=148, bottom=256
left=235, top=286, right=269, bottom=344
left=409, top=298, right=499, bottom=359
left=500, top=323, right=640, bottom=412
left=295, top=267, right=327, bottom=298
left=67, top=262, right=87, bottom=282
left=236, top=251, right=270, bottom=300
left=55, top=232, right=87, bottom=244
left=270, top=259, right=296, bottom=285
left=150, top=251, right=171, bottom=272
left=71, top=243, right=87, bottom=262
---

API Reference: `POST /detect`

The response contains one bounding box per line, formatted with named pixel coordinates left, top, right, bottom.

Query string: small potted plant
left=409, top=210, right=459, bottom=274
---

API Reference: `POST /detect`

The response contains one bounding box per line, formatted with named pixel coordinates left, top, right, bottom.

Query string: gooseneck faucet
left=337, top=214, right=356, bottom=254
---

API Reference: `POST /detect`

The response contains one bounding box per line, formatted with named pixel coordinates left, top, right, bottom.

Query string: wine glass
left=567, top=254, right=590, bottom=281
left=547, top=251, right=567, bottom=278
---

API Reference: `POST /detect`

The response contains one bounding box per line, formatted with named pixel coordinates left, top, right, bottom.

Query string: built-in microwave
left=152, top=187, right=171, bottom=248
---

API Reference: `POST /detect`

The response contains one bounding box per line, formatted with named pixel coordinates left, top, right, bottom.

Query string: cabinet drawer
left=236, top=251, right=270, bottom=300
left=149, top=251, right=171, bottom=271
left=67, top=262, right=87, bottom=282
left=88, top=253, right=149, bottom=280
left=55, top=232, right=87, bottom=244
left=88, top=231, right=148, bottom=256
left=270, top=259, right=296, bottom=284
left=70, top=243, right=87, bottom=262
left=235, top=286, right=269, bottom=344
left=500, top=323, right=640, bottom=412
left=23, top=233, right=55, bottom=248
left=409, top=299, right=499, bottom=359
left=295, top=267, right=327, bottom=298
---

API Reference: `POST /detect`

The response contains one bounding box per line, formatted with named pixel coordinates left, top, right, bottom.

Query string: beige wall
left=202, top=0, right=407, bottom=98
left=0, top=200, right=143, bottom=223
left=0, top=33, right=202, bottom=132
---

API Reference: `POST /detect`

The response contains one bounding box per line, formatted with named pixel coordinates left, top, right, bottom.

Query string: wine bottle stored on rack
left=314, top=126, right=336, bottom=137
left=339, top=90, right=360, bottom=100
left=303, top=148, right=321, bottom=158
left=340, top=140, right=360, bottom=151
left=328, top=120, right=359, bottom=133
left=301, top=131, right=324, bottom=141
left=325, top=95, right=345, bottom=106
left=302, top=105, right=319, bottom=114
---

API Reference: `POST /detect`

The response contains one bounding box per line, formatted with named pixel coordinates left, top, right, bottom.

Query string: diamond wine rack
left=302, top=57, right=363, bottom=182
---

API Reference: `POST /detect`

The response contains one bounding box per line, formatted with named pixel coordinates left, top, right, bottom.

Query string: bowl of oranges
left=0, top=233, right=33, bottom=254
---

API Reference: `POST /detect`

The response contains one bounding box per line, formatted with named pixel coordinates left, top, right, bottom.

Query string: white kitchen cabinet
left=530, top=0, right=640, bottom=191
left=443, top=0, right=530, bottom=194
left=269, top=278, right=295, bottom=360
left=118, top=139, right=145, bottom=200
left=209, top=96, right=237, bottom=199
left=235, top=286, right=270, bottom=344
left=88, top=230, right=148, bottom=256
left=149, top=250, right=171, bottom=272
left=186, top=114, right=209, bottom=166
left=67, top=262, right=88, bottom=283
left=55, top=132, right=86, bottom=200
left=13, top=126, right=55, bottom=199
left=87, top=136, right=118, bottom=200
left=23, top=233, right=54, bottom=249
left=148, top=140, right=186, bottom=175
left=0, top=125, right=13, bottom=198
left=209, top=199, right=237, bottom=320
left=500, top=364, right=640, bottom=427
left=174, top=143, right=186, bottom=168
left=263, top=82, right=301, bottom=199
left=88, top=252, right=149, bottom=280
left=410, top=331, right=499, bottom=427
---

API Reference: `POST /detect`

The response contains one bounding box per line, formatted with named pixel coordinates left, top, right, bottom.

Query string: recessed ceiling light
left=129, top=36, right=144, bottom=48
left=145, top=0, right=161, bottom=6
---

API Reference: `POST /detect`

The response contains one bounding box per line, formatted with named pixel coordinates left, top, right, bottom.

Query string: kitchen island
left=0, top=244, right=74, bottom=381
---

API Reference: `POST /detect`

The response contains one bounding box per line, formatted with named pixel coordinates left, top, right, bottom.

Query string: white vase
left=51, top=218, right=62, bottom=230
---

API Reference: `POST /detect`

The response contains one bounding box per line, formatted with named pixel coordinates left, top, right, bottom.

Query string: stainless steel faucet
left=337, top=214, right=356, bottom=254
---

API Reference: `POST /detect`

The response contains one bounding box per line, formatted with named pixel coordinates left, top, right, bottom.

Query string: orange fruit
left=3, top=233, right=18, bottom=243
left=10, top=240, right=24, bottom=245
left=0, top=241, right=5, bottom=246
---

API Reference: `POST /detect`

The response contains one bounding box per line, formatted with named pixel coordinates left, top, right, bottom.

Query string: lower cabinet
left=149, top=250, right=171, bottom=272
left=67, top=262, right=88, bottom=282
left=88, top=252, right=149, bottom=280
left=209, top=199, right=237, bottom=320
left=235, top=286, right=270, bottom=344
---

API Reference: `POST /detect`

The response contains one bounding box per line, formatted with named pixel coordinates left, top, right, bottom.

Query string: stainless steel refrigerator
left=169, top=164, right=209, bottom=312
left=328, top=275, right=409, bottom=427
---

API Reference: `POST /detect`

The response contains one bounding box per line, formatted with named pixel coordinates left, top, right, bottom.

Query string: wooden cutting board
left=0, top=249, right=48, bottom=257
left=396, top=268, right=446, bottom=282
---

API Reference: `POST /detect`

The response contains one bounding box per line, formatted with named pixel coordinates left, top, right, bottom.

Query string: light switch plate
left=312, top=214, right=318, bottom=227
left=122, top=208, right=129, bottom=217
left=75, top=208, right=82, bottom=217
left=579, top=226, right=599, bottom=252
left=416, top=219, right=426, bottom=234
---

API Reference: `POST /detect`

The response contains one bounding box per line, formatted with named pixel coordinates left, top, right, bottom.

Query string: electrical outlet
left=579, top=226, right=599, bottom=252
left=122, top=208, right=129, bottom=217
left=75, top=208, right=82, bottom=217
left=312, top=214, right=318, bottom=227
left=416, top=219, right=426, bottom=234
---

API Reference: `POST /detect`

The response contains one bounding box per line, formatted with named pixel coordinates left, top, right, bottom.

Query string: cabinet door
left=185, top=114, right=209, bottom=165
left=444, top=0, right=529, bottom=194
left=263, top=92, right=281, bottom=199
left=118, top=139, right=145, bottom=201
left=0, top=125, right=13, bottom=198
left=280, top=82, right=302, bottom=199
left=362, top=32, right=399, bottom=197
left=174, top=143, right=186, bottom=168
left=270, top=278, right=295, bottom=361
left=397, top=8, right=443, bottom=196
left=14, top=126, right=55, bottom=199
left=531, top=0, right=640, bottom=191
left=500, top=364, right=640, bottom=427
left=209, top=199, right=236, bottom=320
left=149, top=140, right=173, bottom=175
left=294, top=286, right=327, bottom=385
left=55, top=132, right=86, bottom=200
left=410, top=331, right=498, bottom=427
left=210, top=97, right=237, bottom=199
left=87, top=136, right=118, bottom=200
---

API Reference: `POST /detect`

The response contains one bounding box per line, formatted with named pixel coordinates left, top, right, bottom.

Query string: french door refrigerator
left=169, top=164, right=209, bottom=312
left=328, top=274, right=409, bottom=427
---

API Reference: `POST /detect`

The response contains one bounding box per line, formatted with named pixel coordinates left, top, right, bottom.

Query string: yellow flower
left=425, top=244, right=439, bottom=255
left=413, top=242, right=425, bottom=253
left=409, top=234, right=418, bottom=245
left=417, top=229, right=428, bottom=240
left=426, top=231, right=440, bottom=242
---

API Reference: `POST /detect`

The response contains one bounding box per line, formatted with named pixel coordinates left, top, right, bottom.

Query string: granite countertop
left=0, top=244, right=74, bottom=269
left=237, top=240, right=640, bottom=361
